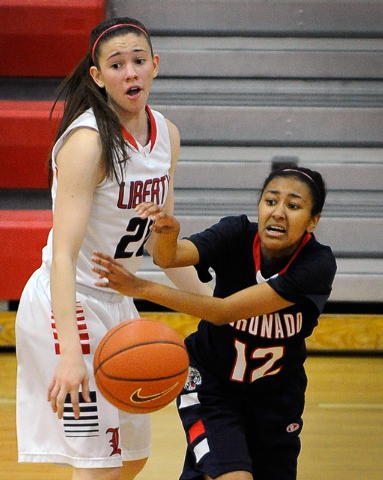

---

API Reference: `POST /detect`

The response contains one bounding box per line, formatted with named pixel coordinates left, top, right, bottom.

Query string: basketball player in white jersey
left=15, top=17, right=210, bottom=480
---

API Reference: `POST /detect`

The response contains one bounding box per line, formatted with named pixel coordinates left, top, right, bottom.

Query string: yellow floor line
left=318, top=403, right=383, bottom=410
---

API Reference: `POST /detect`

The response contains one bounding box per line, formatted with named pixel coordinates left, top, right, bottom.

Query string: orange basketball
left=94, top=318, right=189, bottom=413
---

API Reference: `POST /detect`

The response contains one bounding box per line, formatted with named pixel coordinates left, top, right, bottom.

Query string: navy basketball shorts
left=176, top=354, right=307, bottom=480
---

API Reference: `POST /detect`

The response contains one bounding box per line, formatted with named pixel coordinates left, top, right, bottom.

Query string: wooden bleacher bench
left=0, top=100, right=63, bottom=189
left=0, top=0, right=382, bottom=360
left=1, top=307, right=383, bottom=352
left=0, top=0, right=106, bottom=77
left=0, top=0, right=382, bottom=310
left=0, top=210, right=52, bottom=300
left=112, top=0, right=383, bottom=36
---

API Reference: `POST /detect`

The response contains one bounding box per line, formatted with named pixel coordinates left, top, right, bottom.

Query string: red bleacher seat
left=0, top=210, right=52, bottom=300
left=0, top=0, right=106, bottom=77
left=0, top=100, right=64, bottom=189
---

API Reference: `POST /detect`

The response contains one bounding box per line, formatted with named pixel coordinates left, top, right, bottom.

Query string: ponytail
left=49, top=52, right=128, bottom=184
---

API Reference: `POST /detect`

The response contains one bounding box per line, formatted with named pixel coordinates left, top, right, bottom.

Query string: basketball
left=93, top=318, right=189, bottom=413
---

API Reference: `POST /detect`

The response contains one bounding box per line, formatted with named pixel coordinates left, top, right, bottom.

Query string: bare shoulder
left=56, top=127, right=104, bottom=184
left=165, top=119, right=180, bottom=170
left=165, top=118, right=180, bottom=144
left=56, top=127, right=102, bottom=166
left=61, top=126, right=101, bottom=151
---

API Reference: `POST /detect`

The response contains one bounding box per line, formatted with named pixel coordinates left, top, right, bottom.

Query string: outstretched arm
left=142, top=119, right=212, bottom=295
left=136, top=202, right=200, bottom=269
left=92, top=252, right=293, bottom=325
left=141, top=203, right=212, bottom=295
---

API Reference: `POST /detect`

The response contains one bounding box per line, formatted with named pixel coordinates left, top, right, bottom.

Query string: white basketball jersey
left=42, top=106, right=171, bottom=290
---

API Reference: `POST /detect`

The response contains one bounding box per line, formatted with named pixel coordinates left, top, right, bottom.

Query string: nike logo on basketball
left=130, top=384, right=179, bottom=403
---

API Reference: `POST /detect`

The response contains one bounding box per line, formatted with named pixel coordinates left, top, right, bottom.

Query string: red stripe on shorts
left=188, top=419, right=206, bottom=444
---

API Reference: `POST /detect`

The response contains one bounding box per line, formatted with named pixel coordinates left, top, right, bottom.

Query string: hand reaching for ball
left=92, top=251, right=148, bottom=297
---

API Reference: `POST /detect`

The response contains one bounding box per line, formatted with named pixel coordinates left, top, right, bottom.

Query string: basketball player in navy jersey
left=92, top=167, right=337, bottom=480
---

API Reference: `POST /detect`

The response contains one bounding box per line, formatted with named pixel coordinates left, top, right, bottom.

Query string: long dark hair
left=49, top=17, right=153, bottom=184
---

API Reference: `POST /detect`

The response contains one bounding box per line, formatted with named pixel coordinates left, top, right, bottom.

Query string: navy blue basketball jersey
left=185, top=215, right=337, bottom=393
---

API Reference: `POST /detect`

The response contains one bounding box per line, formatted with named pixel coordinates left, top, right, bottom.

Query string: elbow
left=152, top=251, right=180, bottom=270
left=153, top=257, right=175, bottom=270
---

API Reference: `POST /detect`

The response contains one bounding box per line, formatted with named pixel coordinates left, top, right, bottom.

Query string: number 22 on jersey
left=114, top=217, right=153, bottom=259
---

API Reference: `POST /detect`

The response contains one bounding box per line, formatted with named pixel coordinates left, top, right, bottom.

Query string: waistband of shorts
left=40, top=263, right=124, bottom=303
left=76, top=282, right=125, bottom=303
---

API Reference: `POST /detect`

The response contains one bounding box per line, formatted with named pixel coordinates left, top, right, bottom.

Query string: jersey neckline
left=120, top=105, right=157, bottom=153
left=253, top=231, right=312, bottom=283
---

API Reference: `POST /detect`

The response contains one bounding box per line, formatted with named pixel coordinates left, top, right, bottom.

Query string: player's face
left=258, top=176, right=320, bottom=260
left=90, top=33, right=159, bottom=117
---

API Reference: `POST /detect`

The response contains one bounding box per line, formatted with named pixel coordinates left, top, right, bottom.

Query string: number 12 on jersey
left=231, top=339, right=284, bottom=383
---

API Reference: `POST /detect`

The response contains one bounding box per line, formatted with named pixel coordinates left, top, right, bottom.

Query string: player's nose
left=124, top=61, right=137, bottom=79
left=272, top=203, right=286, bottom=219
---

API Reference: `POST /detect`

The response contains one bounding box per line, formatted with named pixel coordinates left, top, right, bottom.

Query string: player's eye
left=288, top=202, right=300, bottom=210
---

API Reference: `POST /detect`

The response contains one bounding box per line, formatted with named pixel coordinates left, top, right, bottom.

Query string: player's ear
left=307, top=213, right=321, bottom=233
left=152, top=54, right=160, bottom=79
left=90, top=66, right=105, bottom=88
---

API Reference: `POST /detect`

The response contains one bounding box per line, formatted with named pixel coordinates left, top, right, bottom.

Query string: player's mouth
left=266, top=225, right=286, bottom=235
left=126, top=86, right=142, bottom=98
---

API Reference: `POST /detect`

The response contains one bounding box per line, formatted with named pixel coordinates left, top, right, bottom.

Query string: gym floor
left=1, top=311, right=383, bottom=480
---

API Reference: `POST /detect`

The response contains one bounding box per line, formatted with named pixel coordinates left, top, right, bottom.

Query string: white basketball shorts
left=16, top=267, right=151, bottom=468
